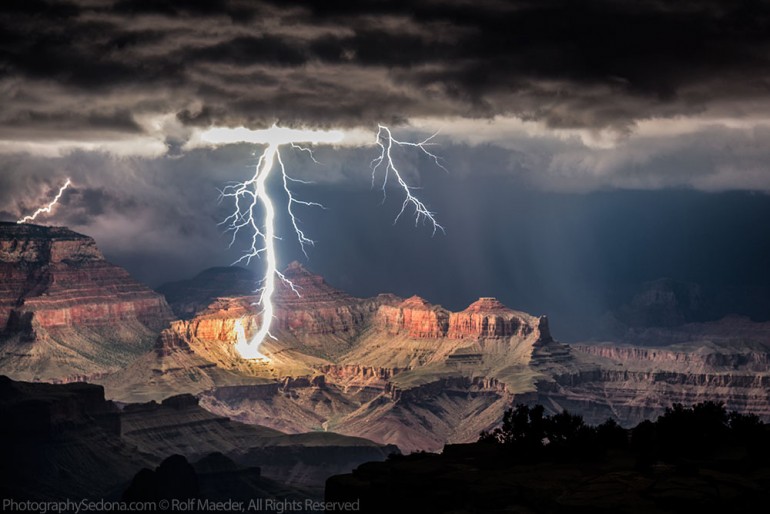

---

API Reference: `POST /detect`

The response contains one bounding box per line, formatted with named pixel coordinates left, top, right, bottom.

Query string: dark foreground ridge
left=0, top=375, right=395, bottom=509
left=327, top=402, right=770, bottom=514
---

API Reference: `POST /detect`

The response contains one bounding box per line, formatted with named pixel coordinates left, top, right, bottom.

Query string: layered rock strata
left=8, top=230, right=769, bottom=457
left=376, top=295, right=546, bottom=340
left=531, top=341, right=770, bottom=426
left=0, top=223, right=173, bottom=380
left=120, top=268, right=559, bottom=452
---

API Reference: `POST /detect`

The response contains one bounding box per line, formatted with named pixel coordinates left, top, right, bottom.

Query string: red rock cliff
left=0, top=223, right=174, bottom=381
left=448, top=297, right=538, bottom=339
left=376, top=296, right=450, bottom=338
left=0, top=222, right=172, bottom=333
left=272, top=261, right=382, bottom=335
left=376, top=295, right=547, bottom=340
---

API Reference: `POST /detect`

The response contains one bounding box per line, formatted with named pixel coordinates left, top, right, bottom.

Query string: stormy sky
left=2, top=0, right=770, bottom=340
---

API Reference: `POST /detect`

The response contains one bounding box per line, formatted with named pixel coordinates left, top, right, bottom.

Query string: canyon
left=99, top=262, right=565, bottom=452
left=104, top=261, right=770, bottom=452
left=2, top=223, right=770, bottom=457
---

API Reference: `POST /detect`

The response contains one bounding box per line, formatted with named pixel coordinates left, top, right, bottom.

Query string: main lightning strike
left=220, top=141, right=317, bottom=360
left=217, top=125, right=444, bottom=361
left=17, top=178, right=72, bottom=224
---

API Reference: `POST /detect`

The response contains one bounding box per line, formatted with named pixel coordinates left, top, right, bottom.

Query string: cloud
left=1, top=0, right=770, bottom=200
left=5, top=1, right=770, bottom=343
left=3, top=0, right=770, bottom=136
left=0, top=146, right=263, bottom=282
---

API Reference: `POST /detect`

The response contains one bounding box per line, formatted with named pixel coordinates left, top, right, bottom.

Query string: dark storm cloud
left=0, top=145, right=270, bottom=283
left=3, top=0, right=770, bottom=346
left=1, top=109, right=142, bottom=134
left=189, top=36, right=308, bottom=67
left=2, top=0, right=770, bottom=137
left=113, top=0, right=236, bottom=17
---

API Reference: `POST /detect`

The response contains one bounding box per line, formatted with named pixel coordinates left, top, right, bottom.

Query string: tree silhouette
left=480, top=404, right=598, bottom=460
left=482, top=401, right=767, bottom=468
left=479, top=404, right=546, bottom=450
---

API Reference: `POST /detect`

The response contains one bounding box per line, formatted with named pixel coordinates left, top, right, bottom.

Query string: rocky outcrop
left=573, top=343, right=770, bottom=372
left=389, top=375, right=509, bottom=403
left=376, top=296, right=449, bottom=338
left=272, top=262, right=388, bottom=337
left=159, top=262, right=398, bottom=336
left=0, top=223, right=174, bottom=381
left=155, top=325, right=194, bottom=357
left=111, top=267, right=564, bottom=452
left=148, top=264, right=402, bottom=374
left=516, top=340, right=770, bottom=426
left=448, top=297, right=541, bottom=339
left=320, top=365, right=403, bottom=383
left=0, top=222, right=172, bottom=332
left=0, top=375, right=120, bottom=437
left=117, top=379, right=398, bottom=493
left=376, top=295, right=549, bottom=341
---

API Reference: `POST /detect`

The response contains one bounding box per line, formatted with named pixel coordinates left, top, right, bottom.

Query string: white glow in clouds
left=204, top=124, right=444, bottom=360
left=200, top=125, right=345, bottom=146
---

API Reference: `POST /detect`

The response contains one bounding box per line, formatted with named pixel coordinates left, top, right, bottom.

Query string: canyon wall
left=376, top=295, right=548, bottom=341
left=0, top=223, right=173, bottom=380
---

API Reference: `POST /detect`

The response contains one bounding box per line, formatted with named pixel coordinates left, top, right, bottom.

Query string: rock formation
left=448, top=297, right=537, bottom=339
left=0, top=222, right=173, bottom=381
left=107, top=263, right=558, bottom=452
left=375, top=295, right=544, bottom=341
left=377, top=296, right=449, bottom=338
left=125, top=263, right=770, bottom=453
left=0, top=375, right=152, bottom=499
left=5, top=225, right=770, bottom=455
left=533, top=335, right=770, bottom=426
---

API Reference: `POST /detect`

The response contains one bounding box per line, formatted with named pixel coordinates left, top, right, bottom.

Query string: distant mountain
left=0, top=222, right=173, bottom=381
left=616, top=278, right=706, bottom=328
left=597, top=278, right=770, bottom=341
left=157, top=266, right=258, bottom=319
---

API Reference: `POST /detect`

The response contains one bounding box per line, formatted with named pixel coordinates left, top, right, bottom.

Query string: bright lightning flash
left=371, top=125, right=445, bottom=235
left=216, top=125, right=444, bottom=361
left=17, top=178, right=72, bottom=224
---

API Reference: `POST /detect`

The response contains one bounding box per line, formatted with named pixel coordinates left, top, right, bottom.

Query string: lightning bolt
left=219, top=125, right=443, bottom=361
left=17, top=178, right=72, bottom=224
left=371, top=124, right=445, bottom=235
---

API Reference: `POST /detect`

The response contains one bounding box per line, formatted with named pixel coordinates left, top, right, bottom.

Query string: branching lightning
left=17, top=178, right=72, bottom=224
left=371, top=124, right=445, bottom=235
left=217, top=125, right=444, bottom=361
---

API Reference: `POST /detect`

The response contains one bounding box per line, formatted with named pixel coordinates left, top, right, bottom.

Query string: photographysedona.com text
left=2, top=499, right=155, bottom=513
left=2, top=498, right=361, bottom=513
